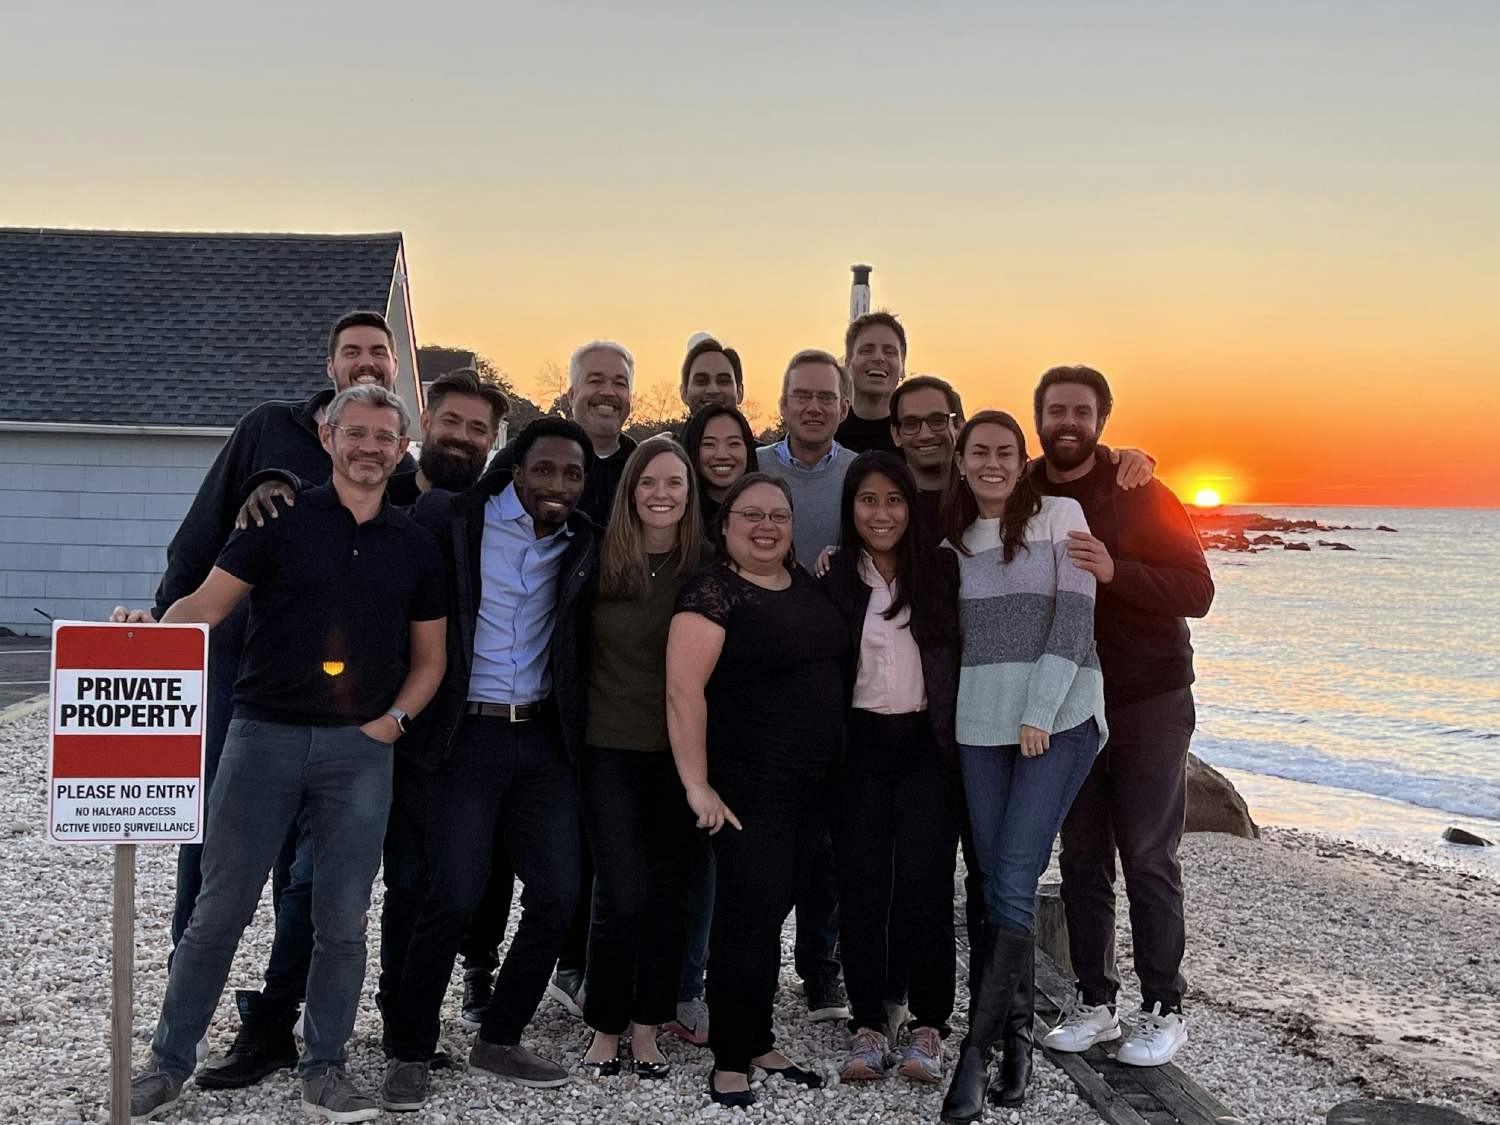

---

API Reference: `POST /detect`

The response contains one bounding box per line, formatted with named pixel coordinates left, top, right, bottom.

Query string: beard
left=1040, top=425, right=1100, bottom=472
left=419, top=440, right=486, bottom=491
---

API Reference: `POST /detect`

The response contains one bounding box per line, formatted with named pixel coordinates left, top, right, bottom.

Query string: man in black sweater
left=1027, top=365, right=1214, bottom=1069
left=112, top=311, right=418, bottom=1088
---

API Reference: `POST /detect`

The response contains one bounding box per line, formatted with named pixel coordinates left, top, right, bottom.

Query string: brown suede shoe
left=467, top=1039, right=571, bottom=1088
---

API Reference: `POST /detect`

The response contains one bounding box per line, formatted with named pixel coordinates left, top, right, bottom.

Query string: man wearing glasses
left=129, top=385, right=447, bottom=1123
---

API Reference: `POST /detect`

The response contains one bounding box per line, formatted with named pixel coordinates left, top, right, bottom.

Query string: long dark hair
left=832, top=452, right=950, bottom=649
left=710, top=472, right=796, bottom=571
left=941, top=410, right=1042, bottom=563
left=682, top=404, right=757, bottom=494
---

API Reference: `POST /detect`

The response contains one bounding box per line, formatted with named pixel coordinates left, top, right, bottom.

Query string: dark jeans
left=832, top=710, right=960, bottom=1035
left=677, top=837, right=715, bottom=1002
left=708, top=796, right=827, bottom=1074
left=556, top=824, right=594, bottom=978
left=173, top=642, right=313, bottom=1019
left=961, top=718, right=1100, bottom=935
left=150, top=719, right=392, bottom=1079
left=1060, top=689, right=1193, bottom=1011
left=794, top=830, right=841, bottom=987
left=378, top=754, right=427, bottom=1015
left=384, top=714, right=580, bottom=1060
left=458, top=849, right=516, bottom=977
left=580, top=747, right=694, bottom=1033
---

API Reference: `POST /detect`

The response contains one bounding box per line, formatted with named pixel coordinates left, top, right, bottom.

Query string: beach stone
left=1284, top=541, right=1312, bottom=551
left=1187, top=754, right=1260, bottom=839
left=1441, top=826, right=1492, bottom=847
left=1327, top=1097, right=1470, bottom=1124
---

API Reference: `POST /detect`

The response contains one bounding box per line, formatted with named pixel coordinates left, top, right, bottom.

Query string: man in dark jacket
left=1027, top=365, right=1214, bottom=1070
left=111, top=310, right=417, bottom=1089
left=377, top=417, right=599, bottom=1110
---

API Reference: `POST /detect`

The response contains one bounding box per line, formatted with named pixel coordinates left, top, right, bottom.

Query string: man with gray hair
left=130, top=384, right=449, bottom=1123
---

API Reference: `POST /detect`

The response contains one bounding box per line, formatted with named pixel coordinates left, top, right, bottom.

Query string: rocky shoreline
left=1188, top=511, right=1399, bottom=553
left=3, top=709, right=1494, bottom=1124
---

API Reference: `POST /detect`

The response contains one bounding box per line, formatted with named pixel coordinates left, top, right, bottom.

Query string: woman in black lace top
left=666, top=473, right=847, bottom=1106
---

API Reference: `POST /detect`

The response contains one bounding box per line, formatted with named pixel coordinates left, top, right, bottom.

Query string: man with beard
left=378, top=417, right=598, bottom=1109
left=834, top=311, right=906, bottom=454
left=128, top=385, right=447, bottom=1123
left=1026, top=365, right=1214, bottom=1070
left=110, top=311, right=419, bottom=1090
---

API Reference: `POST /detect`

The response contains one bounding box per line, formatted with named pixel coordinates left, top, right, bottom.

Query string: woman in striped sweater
left=938, top=410, right=1107, bottom=1124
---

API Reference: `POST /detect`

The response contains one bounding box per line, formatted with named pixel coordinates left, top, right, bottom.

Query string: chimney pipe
left=850, top=264, right=872, bottom=321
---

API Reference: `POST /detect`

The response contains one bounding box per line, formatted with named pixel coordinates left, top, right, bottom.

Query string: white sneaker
left=293, top=1011, right=305, bottom=1041
left=1116, top=1003, right=1187, bottom=1067
left=196, top=1036, right=209, bottom=1063
left=1041, top=993, right=1121, bottom=1052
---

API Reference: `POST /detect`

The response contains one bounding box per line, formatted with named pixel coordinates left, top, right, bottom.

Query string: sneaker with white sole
left=1116, top=1004, right=1187, bottom=1067
left=839, top=1027, right=890, bottom=1081
left=300, top=1065, right=379, bottom=1122
left=1041, top=993, right=1121, bottom=1053
left=546, top=969, right=584, bottom=1018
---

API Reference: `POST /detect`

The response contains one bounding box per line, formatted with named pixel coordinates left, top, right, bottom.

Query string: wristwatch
left=384, top=707, right=410, bottom=735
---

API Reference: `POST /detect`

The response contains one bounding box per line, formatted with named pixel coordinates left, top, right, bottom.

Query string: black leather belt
left=466, top=700, right=550, bottom=723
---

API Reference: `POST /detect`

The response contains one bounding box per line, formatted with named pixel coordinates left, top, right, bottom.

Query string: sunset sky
left=5, top=1, right=1497, bottom=506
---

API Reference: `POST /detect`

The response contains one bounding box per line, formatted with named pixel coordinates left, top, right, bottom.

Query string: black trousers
left=580, top=747, right=694, bottom=1033
left=459, top=848, right=515, bottom=977
left=832, top=710, right=960, bottom=1035
left=384, top=714, right=580, bottom=1059
left=708, top=792, right=827, bottom=1073
left=1059, top=687, right=1194, bottom=1011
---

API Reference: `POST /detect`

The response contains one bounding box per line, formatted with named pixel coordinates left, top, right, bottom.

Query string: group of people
left=115, top=309, right=1214, bottom=1124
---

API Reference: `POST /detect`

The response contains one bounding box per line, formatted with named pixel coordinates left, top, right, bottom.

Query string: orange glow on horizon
left=1193, top=488, right=1223, bottom=509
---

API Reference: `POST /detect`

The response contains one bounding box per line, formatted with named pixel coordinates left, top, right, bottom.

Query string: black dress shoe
left=579, top=1056, right=621, bottom=1077
left=633, top=1058, right=671, bottom=1080
left=708, top=1071, right=755, bottom=1107
left=758, top=1061, right=824, bottom=1088
left=195, top=990, right=298, bottom=1090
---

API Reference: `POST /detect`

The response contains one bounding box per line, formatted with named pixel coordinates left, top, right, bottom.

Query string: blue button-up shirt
left=468, top=483, right=574, bottom=706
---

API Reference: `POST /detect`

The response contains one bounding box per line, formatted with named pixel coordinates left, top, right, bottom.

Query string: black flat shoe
left=708, top=1071, right=755, bottom=1107
left=579, top=1056, right=621, bottom=1077
left=758, top=1061, right=824, bottom=1088
left=633, top=1058, right=671, bottom=1080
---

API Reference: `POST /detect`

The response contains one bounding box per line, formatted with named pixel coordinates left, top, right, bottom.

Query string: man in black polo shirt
left=378, top=417, right=598, bottom=1109
left=129, top=385, right=447, bottom=1124
left=1026, top=365, right=1214, bottom=1071
left=115, top=311, right=418, bottom=1086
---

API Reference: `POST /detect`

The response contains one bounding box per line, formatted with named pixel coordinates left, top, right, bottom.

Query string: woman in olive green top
left=579, top=435, right=711, bottom=1079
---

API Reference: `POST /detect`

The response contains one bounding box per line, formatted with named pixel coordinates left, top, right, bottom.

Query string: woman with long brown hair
left=938, top=411, right=1106, bottom=1123
left=578, top=435, right=710, bottom=1079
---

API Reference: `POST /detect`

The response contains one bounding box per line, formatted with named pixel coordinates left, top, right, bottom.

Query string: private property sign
left=48, top=622, right=208, bottom=844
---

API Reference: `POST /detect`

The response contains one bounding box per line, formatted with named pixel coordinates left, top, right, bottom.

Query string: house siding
left=0, top=431, right=226, bottom=635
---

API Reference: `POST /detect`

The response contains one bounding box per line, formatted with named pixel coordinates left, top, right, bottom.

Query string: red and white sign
left=48, top=621, right=208, bottom=844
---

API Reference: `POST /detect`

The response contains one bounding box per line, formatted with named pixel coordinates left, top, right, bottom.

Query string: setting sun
left=1192, top=488, right=1223, bottom=509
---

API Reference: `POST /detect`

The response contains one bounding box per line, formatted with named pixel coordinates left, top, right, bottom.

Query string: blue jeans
left=960, top=718, right=1100, bottom=935
left=150, top=718, right=393, bottom=1078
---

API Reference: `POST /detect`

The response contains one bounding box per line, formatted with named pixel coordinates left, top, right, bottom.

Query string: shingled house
left=0, top=228, right=423, bottom=635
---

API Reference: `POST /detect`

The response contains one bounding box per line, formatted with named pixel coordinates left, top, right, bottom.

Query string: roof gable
left=0, top=228, right=404, bottom=427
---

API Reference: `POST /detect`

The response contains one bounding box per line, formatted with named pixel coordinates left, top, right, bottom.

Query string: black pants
left=384, top=714, right=580, bottom=1059
left=378, top=754, right=427, bottom=1015
left=832, top=710, right=960, bottom=1035
left=459, top=848, right=516, bottom=977
left=708, top=791, right=828, bottom=1074
left=580, top=747, right=694, bottom=1033
left=1059, top=687, right=1194, bottom=1011
left=793, top=830, right=842, bottom=987
left=556, top=824, right=594, bottom=978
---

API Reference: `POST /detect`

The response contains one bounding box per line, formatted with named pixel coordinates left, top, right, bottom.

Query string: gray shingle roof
left=0, top=228, right=403, bottom=427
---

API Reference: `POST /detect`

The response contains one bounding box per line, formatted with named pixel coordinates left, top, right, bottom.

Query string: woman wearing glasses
left=818, top=452, right=962, bottom=1086
left=578, top=436, right=710, bottom=1080
left=666, top=473, right=847, bottom=1107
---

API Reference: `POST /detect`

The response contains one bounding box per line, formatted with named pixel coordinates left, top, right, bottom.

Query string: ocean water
left=1188, top=506, right=1500, bottom=871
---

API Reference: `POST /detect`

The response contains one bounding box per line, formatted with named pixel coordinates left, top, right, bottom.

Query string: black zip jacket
left=1030, top=451, right=1214, bottom=708
left=817, top=548, right=962, bottom=767
left=408, top=473, right=598, bottom=769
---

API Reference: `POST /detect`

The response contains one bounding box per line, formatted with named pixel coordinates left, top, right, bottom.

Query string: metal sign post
left=111, top=843, right=135, bottom=1125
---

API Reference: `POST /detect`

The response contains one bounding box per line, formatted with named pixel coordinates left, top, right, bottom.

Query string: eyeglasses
left=330, top=424, right=402, bottom=449
left=788, top=390, right=841, bottom=408
left=895, top=411, right=957, bottom=436
left=728, top=508, right=792, bottom=525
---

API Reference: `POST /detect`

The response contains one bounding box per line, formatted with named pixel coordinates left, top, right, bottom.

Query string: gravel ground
left=4, top=706, right=1495, bottom=1123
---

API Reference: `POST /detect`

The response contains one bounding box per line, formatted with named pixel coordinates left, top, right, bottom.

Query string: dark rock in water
left=1186, top=754, right=1259, bottom=839
left=1442, top=826, right=1493, bottom=847
left=1327, top=1097, right=1471, bottom=1124
left=1284, top=541, right=1312, bottom=551
left=1376, top=525, right=1399, bottom=532
left=1189, top=510, right=1397, bottom=552
left=1317, top=540, right=1356, bottom=550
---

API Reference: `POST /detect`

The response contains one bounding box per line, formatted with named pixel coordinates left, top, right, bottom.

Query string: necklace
left=648, top=550, right=675, bottom=579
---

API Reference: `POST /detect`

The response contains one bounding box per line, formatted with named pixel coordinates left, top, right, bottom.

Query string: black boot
left=940, top=928, right=1034, bottom=1124
left=990, top=944, right=1035, bottom=1106
left=195, top=989, right=299, bottom=1089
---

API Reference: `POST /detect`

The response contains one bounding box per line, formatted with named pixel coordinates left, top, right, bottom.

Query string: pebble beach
left=2, top=706, right=1495, bottom=1125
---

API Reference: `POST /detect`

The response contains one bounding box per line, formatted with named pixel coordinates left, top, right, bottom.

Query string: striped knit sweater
left=951, top=495, right=1108, bottom=749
